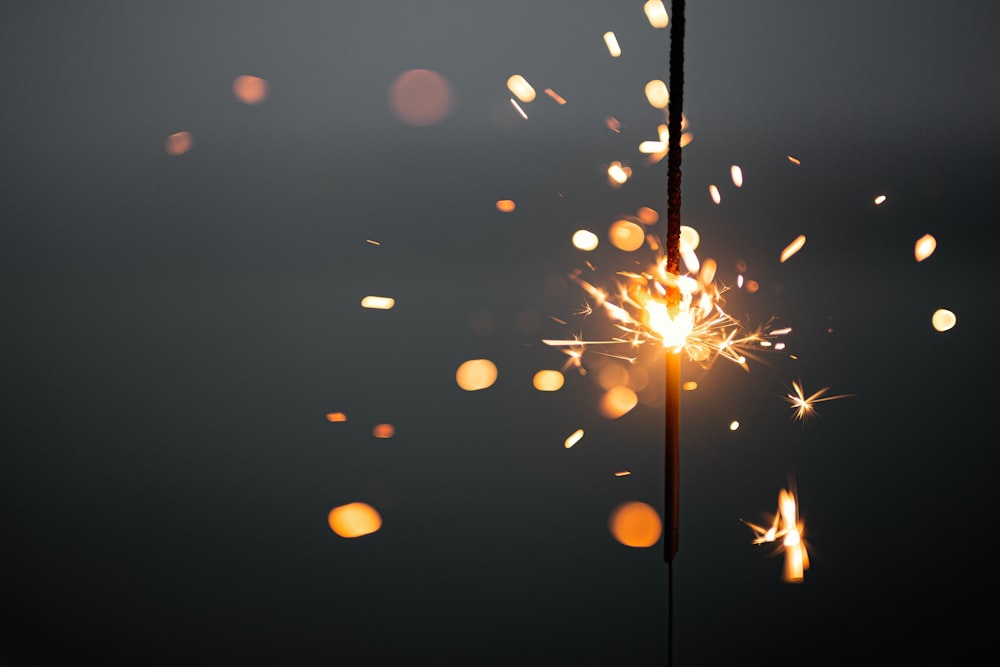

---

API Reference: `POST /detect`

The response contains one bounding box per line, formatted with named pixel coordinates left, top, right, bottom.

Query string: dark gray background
left=2, top=2, right=998, bottom=665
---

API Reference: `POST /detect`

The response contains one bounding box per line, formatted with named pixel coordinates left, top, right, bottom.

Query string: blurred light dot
left=164, top=131, right=193, bottom=156
left=572, top=229, right=599, bottom=251
left=644, top=79, right=669, bottom=109
left=496, top=199, right=516, bottom=213
left=506, top=74, right=536, bottom=103
left=372, top=423, right=395, bottom=439
left=731, top=165, right=743, bottom=187
left=931, top=309, right=956, bottom=332
left=328, top=502, right=382, bottom=538
left=232, top=75, right=269, bottom=105
left=533, top=370, right=565, bottom=391
left=709, top=184, right=721, bottom=204
left=609, top=219, right=645, bottom=252
left=609, top=501, right=661, bottom=548
left=607, top=162, right=630, bottom=185
left=729, top=420, right=740, bottom=431
left=780, top=235, right=806, bottom=263
left=389, top=69, right=453, bottom=126
left=605, top=116, right=621, bottom=133
left=325, top=412, right=347, bottom=423
left=744, top=279, right=760, bottom=293
left=787, top=155, right=801, bottom=165
left=361, top=296, right=395, bottom=310
left=679, top=225, right=700, bottom=251
left=644, top=0, right=669, bottom=28
left=564, top=429, right=584, bottom=449
left=456, top=359, right=498, bottom=391
left=544, top=88, right=567, bottom=105
left=914, top=234, right=936, bottom=262
left=874, top=194, right=887, bottom=205
left=599, top=386, right=638, bottom=419
left=636, top=207, right=659, bottom=225
left=614, top=471, right=632, bottom=477
left=680, top=132, right=694, bottom=148
left=603, top=31, right=622, bottom=57
left=682, top=381, right=698, bottom=391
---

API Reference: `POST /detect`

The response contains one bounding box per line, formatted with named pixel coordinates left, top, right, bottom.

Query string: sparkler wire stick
left=665, top=1, right=685, bottom=664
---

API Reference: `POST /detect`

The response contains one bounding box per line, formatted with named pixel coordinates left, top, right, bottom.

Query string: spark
left=787, top=155, right=801, bottom=165
left=784, top=380, right=853, bottom=421
left=603, top=31, right=621, bottom=57
left=741, top=487, right=810, bottom=582
left=544, top=88, right=567, bottom=105
left=779, top=234, right=806, bottom=263
left=510, top=98, right=528, bottom=119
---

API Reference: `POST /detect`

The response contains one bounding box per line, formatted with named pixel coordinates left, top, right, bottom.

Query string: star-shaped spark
left=784, top=380, right=853, bottom=421
left=741, top=487, right=810, bottom=583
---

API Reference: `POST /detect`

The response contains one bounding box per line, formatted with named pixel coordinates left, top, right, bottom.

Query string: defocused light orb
left=325, top=412, right=347, bottom=423
left=506, top=74, right=536, bottom=103
left=328, top=502, right=382, bottom=538
left=599, top=386, right=638, bottom=419
left=729, top=420, right=740, bottom=431
left=389, top=69, right=453, bottom=126
left=931, top=309, right=956, bottom=332
left=533, top=370, right=564, bottom=391
left=609, top=501, right=661, bottom=547
left=644, top=0, right=669, bottom=28
left=372, top=423, right=395, bottom=439
left=597, top=362, right=629, bottom=391
left=636, top=206, right=659, bottom=225
left=496, top=199, right=516, bottom=213
left=914, top=234, right=936, bottom=262
left=572, top=229, right=599, bottom=251
left=564, top=429, right=584, bottom=449
left=232, top=75, right=269, bottom=105
left=644, top=79, right=669, bottom=109
left=164, top=131, right=193, bottom=156
left=456, top=359, right=498, bottom=391
left=679, top=225, right=700, bottom=251
left=609, top=219, right=645, bottom=252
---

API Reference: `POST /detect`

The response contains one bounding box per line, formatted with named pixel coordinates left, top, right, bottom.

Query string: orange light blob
left=232, top=75, right=269, bottom=105
left=931, top=309, right=956, bottom=332
left=325, top=412, right=347, bottom=423
left=456, top=359, right=498, bottom=391
left=361, top=296, right=395, bottom=310
left=564, top=429, right=584, bottom=449
left=874, top=194, right=887, bottom=205
left=572, top=229, right=599, bottom=251
left=609, top=219, right=645, bottom=252
left=496, top=199, right=516, bottom=213
left=644, top=0, right=669, bottom=28
left=388, top=69, right=454, bottom=126
left=603, top=31, right=621, bottom=57
left=506, top=74, right=536, bottom=103
left=914, top=234, right=936, bottom=261
left=787, top=155, right=801, bottom=165
left=731, top=165, right=744, bottom=187
left=533, top=370, right=565, bottom=391
left=644, top=79, right=669, bottom=109
left=544, top=88, right=567, bottom=105
left=709, top=184, right=721, bottom=204
left=682, top=381, right=698, bottom=391
left=164, top=131, right=193, bottom=156
left=636, top=207, right=659, bottom=225
left=372, top=423, right=395, bottom=439
left=780, top=235, right=806, bottom=263
left=599, top=386, right=638, bottom=419
left=328, top=502, right=382, bottom=538
left=609, top=501, right=661, bottom=547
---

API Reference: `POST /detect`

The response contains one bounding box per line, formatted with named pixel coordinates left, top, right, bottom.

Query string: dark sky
left=2, top=2, right=999, bottom=665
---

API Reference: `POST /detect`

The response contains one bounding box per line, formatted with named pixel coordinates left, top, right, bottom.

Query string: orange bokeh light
left=496, top=199, right=516, bottom=213
left=164, top=131, right=193, bottom=156
left=372, top=423, right=395, bottom=439
left=232, top=75, right=269, bottom=105
left=328, top=502, right=382, bottom=538
left=325, top=412, right=347, bottom=423
left=609, top=501, right=662, bottom=547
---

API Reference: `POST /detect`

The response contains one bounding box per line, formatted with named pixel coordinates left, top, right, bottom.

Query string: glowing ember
left=544, top=88, right=567, bottom=105
left=164, top=131, right=193, bottom=156
left=533, top=370, right=565, bottom=391
left=328, top=502, right=382, bottom=538
left=779, top=235, right=806, bottom=263
left=785, top=380, right=853, bottom=421
left=644, top=79, right=669, bottom=108
left=564, top=429, right=584, bottom=449
left=931, top=309, right=957, bottom=332
left=731, top=165, right=743, bottom=187
left=572, top=229, right=599, bottom=251
left=325, top=412, right=347, bottom=423
left=506, top=74, right=536, bottom=103
left=874, top=194, right=887, bottom=205
left=456, top=359, right=498, bottom=391
left=609, top=501, right=661, bottom=548
left=682, top=381, right=698, bottom=391
left=496, top=199, right=516, bottom=213
left=644, top=0, right=669, bottom=28
left=361, top=296, right=395, bottom=310
left=603, top=31, right=622, bottom=57
left=372, top=423, right=395, bottom=439
left=742, top=488, right=809, bottom=582
left=232, top=75, right=269, bottom=105
left=787, top=155, right=801, bottom=165
left=709, top=184, right=721, bottom=204
left=914, top=233, right=936, bottom=261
